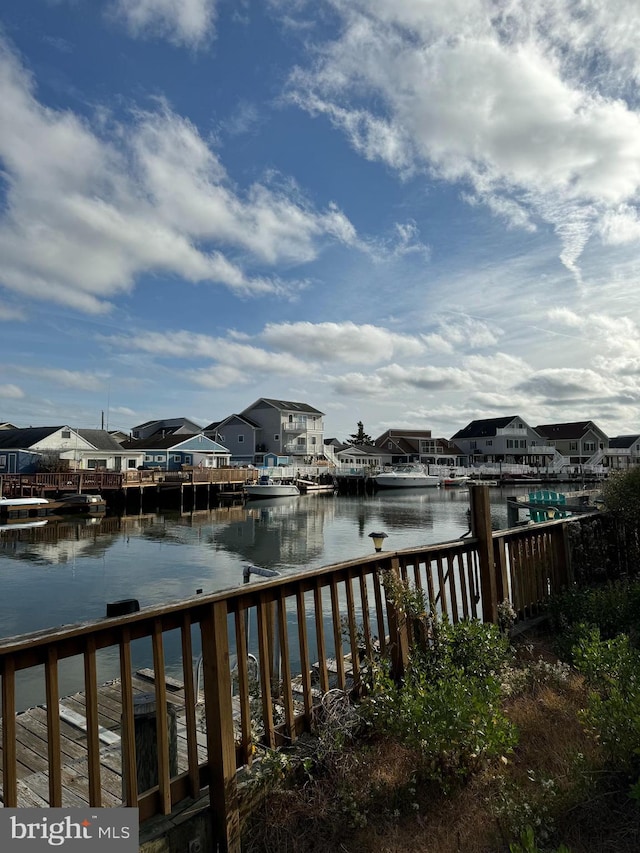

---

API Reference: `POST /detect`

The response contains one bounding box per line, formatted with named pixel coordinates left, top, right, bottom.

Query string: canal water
left=0, top=485, right=534, bottom=709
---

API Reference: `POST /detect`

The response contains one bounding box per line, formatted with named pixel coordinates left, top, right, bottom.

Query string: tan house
left=534, top=421, right=608, bottom=465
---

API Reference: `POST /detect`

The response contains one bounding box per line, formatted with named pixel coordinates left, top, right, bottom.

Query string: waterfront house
left=334, top=442, right=391, bottom=469
left=0, top=422, right=18, bottom=430
left=203, top=414, right=260, bottom=465
left=59, top=430, right=144, bottom=472
left=231, top=398, right=325, bottom=465
left=120, top=433, right=231, bottom=471
left=451, top=416, right=555, bottom=466
left=130, top=418, right=203, bottom=441
left=0, top=426, right=98, bottom=473
left=374, top=429, right=466, bottom=467
left=534, top=421, right=608, bottom=465
left=607, top=434, right=640, bottom=470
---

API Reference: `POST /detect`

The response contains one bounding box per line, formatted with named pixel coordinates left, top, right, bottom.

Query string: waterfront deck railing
left=0, top=489, right=596, bottom=851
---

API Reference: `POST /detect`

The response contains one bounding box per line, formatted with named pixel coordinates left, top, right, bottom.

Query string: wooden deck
left=0, top=655, right=357, bottom=809
left=0, top=669, right=209, bottom=808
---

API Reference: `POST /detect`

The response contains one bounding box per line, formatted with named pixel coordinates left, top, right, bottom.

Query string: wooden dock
left=0, top=655, right=358, bottom=809
left=0, top=669, right=209, bottom=808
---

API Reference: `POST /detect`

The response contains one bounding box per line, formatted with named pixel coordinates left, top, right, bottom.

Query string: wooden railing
left=0, top=489, right=597, bottom=851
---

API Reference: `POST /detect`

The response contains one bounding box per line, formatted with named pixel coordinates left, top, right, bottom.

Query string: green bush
left=548, top=579, right=640, bottom=660
left=362, top=616, right=517, bottom=787
left=571, top=627, right=640, bottom=774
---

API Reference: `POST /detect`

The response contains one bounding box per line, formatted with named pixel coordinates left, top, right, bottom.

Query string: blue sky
left=1, top=0, right=640, bottom=441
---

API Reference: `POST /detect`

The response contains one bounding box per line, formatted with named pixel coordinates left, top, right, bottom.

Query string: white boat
left=245, top=476, right=300, bottom=499
left=375, top=464, right=440, bottom=489
left=440, top=472, right=471, bottom=488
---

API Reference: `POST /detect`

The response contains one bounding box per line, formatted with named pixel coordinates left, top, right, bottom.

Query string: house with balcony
left=235, top=399, right=325, bottom=464
left=534, top=421, right=608, bottom=465
left=601, top=434, right=640, bottom=470
left=451, top=416, right=555, bottom=467
left=373, top=429, right=466, bottom=466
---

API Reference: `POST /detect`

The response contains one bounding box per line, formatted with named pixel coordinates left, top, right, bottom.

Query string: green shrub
left=571, top=628, right=640, bottom=774
left=362, top=614, right=517, bottom=787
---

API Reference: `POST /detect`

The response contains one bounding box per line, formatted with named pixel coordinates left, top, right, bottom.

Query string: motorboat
left=53, top=493, right=107, bottom=514
left=440, top=471, right=471, bottom=488
left=374, top=464, right=440, bottom=489
left=244, top=475, right=300, bottom=499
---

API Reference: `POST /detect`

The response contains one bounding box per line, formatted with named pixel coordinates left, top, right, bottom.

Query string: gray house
left=209, top=399, right=325, bottom=465
left=451, top=416, right=555, bottom=466
left=534, top=421, right=608, bottom=465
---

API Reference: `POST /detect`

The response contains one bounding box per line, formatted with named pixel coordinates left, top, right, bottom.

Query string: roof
left=78, top=430, right=126, bottom=452
left=609, top=434, right=640, bottom=449
left=451, top=417, right=518, bottom=440
left=534, top=421, right=604, bottom=440
left=132, top=417, right=203, bottom=432
left=245, top=398, right=324, bottom=415
left=122, top=434, right=201, bottom=450
left=0, top=426, right=65, bottom=449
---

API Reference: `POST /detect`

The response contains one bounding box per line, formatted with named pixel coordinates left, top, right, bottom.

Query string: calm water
left=0, top=485, right=533, bottom=709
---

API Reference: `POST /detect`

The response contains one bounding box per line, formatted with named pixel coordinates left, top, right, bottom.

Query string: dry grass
left=241, top=632, right=640, bottom=853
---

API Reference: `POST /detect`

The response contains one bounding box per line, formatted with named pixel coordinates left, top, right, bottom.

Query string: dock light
left=368, top=531, right=388, bottom=552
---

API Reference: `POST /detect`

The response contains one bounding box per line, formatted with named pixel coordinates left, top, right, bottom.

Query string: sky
left=1, top=0, right=640, bottom=442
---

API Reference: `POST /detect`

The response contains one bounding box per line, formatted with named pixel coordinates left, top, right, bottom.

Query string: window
left=297, top=437, right=305, bottom=446
left=145, top=455, right=153, bottom=462
left=133, top=431, right=139, bottom=438
left=127, top=459, right=137, bottom=468
left=507, top=439, right=514, bottom=448
left=570, top=442, right=578, bottom=452
left=274, top=434, right=280, bottom=441
left=311, top=436, right=316, bottom=445
left=155, top=455, right=164, bottom=462
left=486, top=440, right=492, bottom=446
left=0, top=455, right=6, bottom=466
left=238, top=435, right=244, bottom=443
left=87, top=459, right=107, bottom=469
left=174, top=455, right=181, bottom=462
left=584, top=441, right=595, bottom=452
left=61, top=430, right=71, bottom=439
left=184, top=455, right=192, bottom=464
left=520, top=440, right=527, bottom=448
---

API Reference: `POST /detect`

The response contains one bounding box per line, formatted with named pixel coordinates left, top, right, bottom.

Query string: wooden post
left=470, top=486, right=498, bottom=624
left=126, top=693, right=177, bottom=795
left=200, top=600, right=240, bottom=853
left=385, top=556, right=409, bottom=681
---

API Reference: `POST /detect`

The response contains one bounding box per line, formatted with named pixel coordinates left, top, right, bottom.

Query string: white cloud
left=259, top=321, right=424, bottom=363
left=0, top=384, right=24, bottom=399
left=110, top=0, right=217, bottom=48
left=0, top=302, right=25, bottom=321
left=287, top=0, right=640, bottom=280
left=0, top=38, right=357, bottom=313
left=15, top=368, right=110, bottom=391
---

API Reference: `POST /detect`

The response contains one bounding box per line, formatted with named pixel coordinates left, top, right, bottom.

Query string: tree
left=349, top=421, right=373, bottom=446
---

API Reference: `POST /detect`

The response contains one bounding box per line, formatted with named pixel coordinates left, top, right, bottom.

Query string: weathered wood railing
left=0, top=489, right=598, bottom=851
